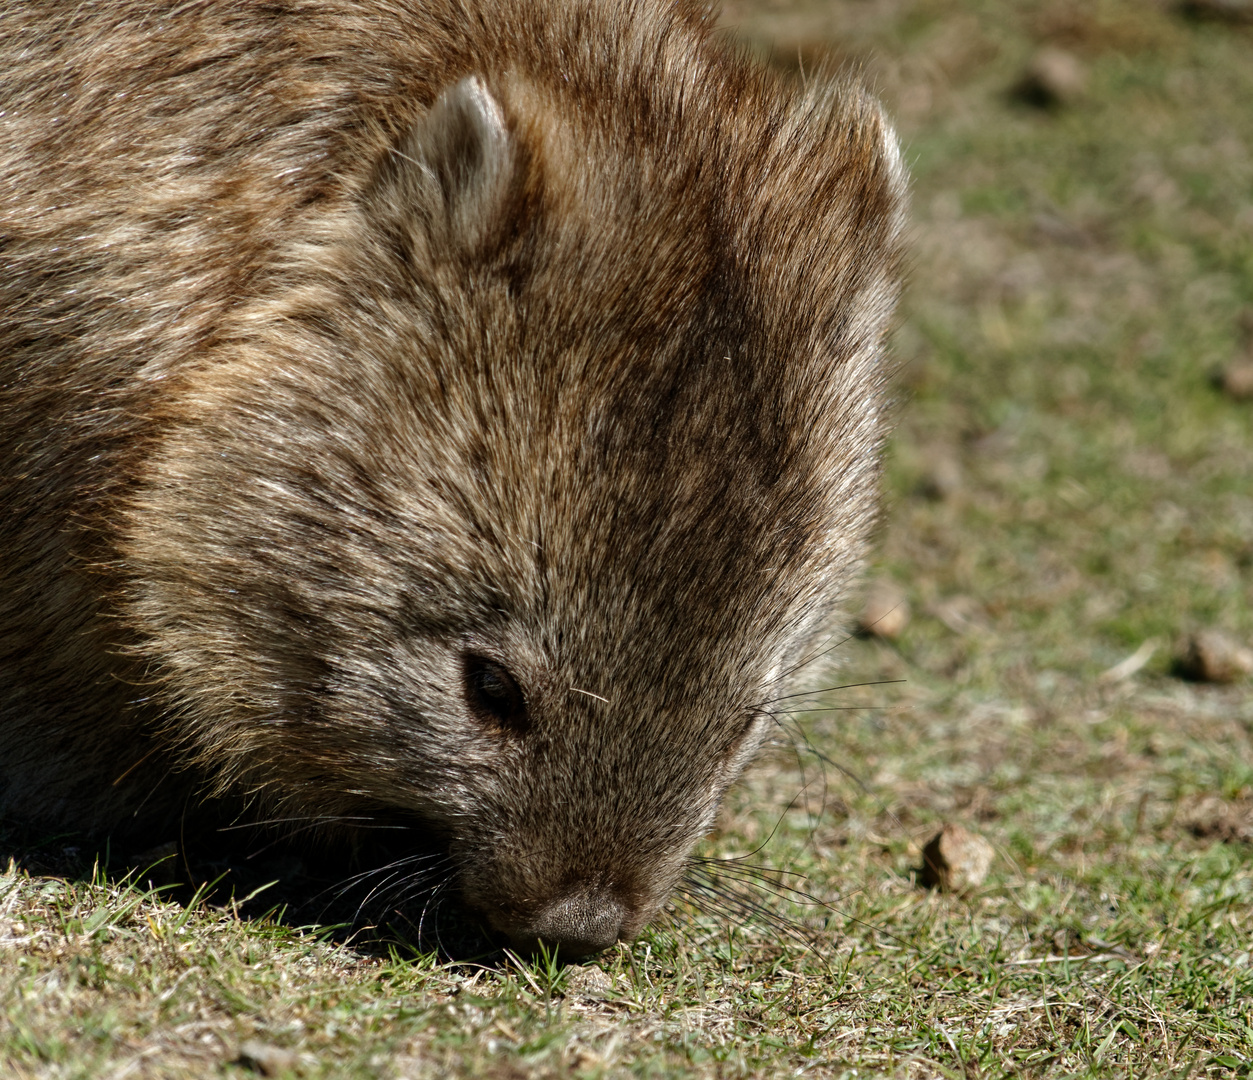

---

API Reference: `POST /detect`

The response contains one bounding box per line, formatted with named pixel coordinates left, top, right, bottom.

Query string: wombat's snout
left=493, top=892, right=628, bottom=960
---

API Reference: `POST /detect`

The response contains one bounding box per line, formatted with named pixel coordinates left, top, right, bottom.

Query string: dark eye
left=462, top=655, right=529, bottom=735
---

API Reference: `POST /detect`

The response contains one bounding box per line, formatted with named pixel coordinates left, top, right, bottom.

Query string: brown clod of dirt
left=1178, top=794, right=1253, bottom=843
left=1173, top=630, right=1253, bottom=683
left=1015, top=48, right=1088, bottom=108
left=1215, top=357, right=1253, bottom=400
left=859, top=581, right=911, bottom=640
left=920, top=824, right=995, bottom=894
left=236, top=1041, right=300, bottom=1077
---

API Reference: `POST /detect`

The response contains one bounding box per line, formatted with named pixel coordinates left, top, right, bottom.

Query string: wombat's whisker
left=216, top=815, right=392, bottom=832
left=353, top=873, right=409, bottom=927
left=678, top=876, right=826, bottom=956
left=304, top=859, right=454, bottom=935
left=241, top=819, right=411, bottom=858
left=771, top=715, right=910, bottom=840
left=330, top=852, right=450, bottom=895
left=764, top=704, right=914, bottom=717
left=416, top=879, right=454, bottom=944
left=751, top=680, right=908, bottom=710
left=683, top=860, right=913, bottom=962
left=693, top=857, right=808, bottom=882
left=390, top=876, right=442, bottom=914
left=699, top=859, right=917, bottom=950
left=768, top=630, right=859, bottom=687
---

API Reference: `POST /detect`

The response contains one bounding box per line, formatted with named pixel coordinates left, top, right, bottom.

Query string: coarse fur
left=0, top=0, right=906, bottom=955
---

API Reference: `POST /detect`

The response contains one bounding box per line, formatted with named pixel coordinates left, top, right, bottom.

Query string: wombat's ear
left=371, top=76, right=517, bottom=257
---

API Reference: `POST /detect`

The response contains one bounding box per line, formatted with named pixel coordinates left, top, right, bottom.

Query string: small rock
left=859, top=581, right=911, bottom=640
left=1015, top=47, right=1087, bottom=108
left=237, top=1041, right=299, bottom=1077
left=919, top=824, right=994, bottom=894
left=1239, top=308, right=1253, bottom=340
left=1215, top=358, right=1253, bottom=400
left=1174, top=630, right=1253, bottom=683
left=563, top=965, right=616, bottom=1001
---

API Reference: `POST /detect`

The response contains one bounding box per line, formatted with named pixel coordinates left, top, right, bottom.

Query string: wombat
left=0, top=0, right=905, bottom=957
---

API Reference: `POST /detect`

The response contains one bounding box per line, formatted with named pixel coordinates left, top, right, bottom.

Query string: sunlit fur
left=0, top=0, right=906, bottom=952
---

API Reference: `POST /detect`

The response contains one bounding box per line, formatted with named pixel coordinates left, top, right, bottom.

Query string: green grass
left=4, top=1, right=1253, bottom=1075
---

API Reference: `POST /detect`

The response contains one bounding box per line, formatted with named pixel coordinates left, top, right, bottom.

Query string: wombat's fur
left=0, top=0, right=905, bottom=956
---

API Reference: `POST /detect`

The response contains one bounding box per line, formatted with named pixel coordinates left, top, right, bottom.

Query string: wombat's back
left=1, top=0, right=904, bottom=954
left=1, top=0, right=452, bottom=823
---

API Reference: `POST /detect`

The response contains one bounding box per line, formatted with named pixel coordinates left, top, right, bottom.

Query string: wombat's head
left=122, top=28, right=905, bottom=957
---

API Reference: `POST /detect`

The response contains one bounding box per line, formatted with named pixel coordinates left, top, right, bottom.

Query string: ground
left=3, top=0, right=1253, bottom=1076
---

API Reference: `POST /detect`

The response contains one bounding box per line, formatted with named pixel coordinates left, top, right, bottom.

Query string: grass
left=4, top=0, right=1253, bottom=1076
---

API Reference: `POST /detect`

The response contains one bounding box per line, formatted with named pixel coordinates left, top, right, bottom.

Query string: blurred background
left=681, top=8, right=1253, bottom=1067
left=706, top=0, right=1253, bottom=852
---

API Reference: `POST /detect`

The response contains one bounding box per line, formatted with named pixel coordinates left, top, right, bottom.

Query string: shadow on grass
left=0, top=810, right=503, bottom=964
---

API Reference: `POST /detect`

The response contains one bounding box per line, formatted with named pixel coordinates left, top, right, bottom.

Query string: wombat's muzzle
left=495, top=892, right=627, bottom=960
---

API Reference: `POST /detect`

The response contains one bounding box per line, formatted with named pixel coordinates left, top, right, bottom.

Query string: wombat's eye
left=462, top=655, right=529, bottom=735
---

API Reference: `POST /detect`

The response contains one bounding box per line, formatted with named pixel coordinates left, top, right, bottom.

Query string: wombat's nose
left=503, top=893, right=626, bottom=959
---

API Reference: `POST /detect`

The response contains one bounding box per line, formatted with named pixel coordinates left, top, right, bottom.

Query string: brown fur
left=0, top=0, right=905, bottom=955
